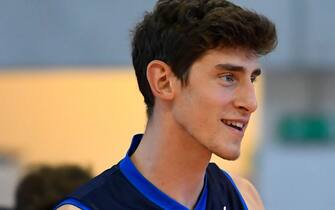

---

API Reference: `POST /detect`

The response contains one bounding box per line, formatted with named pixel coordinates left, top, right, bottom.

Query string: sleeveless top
left=55, top=134, right=248, bottom=210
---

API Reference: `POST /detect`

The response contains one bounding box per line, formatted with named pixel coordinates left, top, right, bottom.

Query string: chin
left=212, top=147, right=241, bottom=161
left=223, top=153, right=240, bottom=161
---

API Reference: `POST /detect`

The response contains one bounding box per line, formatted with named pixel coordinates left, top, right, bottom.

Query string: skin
left=57, top=48, right=265, bottom=210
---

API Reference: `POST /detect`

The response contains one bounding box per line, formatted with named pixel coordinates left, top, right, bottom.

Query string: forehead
left=192, top=48, right=260, bottom=72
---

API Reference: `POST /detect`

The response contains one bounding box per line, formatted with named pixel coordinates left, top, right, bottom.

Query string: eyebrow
left=215, top=63, right=262, bottom=76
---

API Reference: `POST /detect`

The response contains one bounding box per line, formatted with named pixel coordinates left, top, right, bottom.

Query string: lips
left=221, top=119, right=247, bottom=132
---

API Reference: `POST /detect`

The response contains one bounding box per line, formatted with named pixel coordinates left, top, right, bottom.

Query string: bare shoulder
left=56, top=204, right=82, bottom=210
left=230, top=174, right=265, bottom=210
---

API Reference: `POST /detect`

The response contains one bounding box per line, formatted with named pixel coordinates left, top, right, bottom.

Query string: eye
left=219, top=74, right=236, bottom=85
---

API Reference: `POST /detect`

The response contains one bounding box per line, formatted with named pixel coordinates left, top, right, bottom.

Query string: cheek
left=198, top=87, right=234, bottom=110
left=185, top=89, right=226, bottom=127
left=173, top=89, right=207, bottom=126
left=173, top=85, right=234, bottom=125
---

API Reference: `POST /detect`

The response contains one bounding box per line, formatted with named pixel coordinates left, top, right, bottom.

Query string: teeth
left=235, top=122, right=243, bottom=128
left=223, top=120, right=244, bottom=129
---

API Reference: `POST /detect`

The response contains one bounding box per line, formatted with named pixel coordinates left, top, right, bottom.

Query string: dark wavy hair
left=15, top=165, right=92, bottom=210
left=131, top=0, right=277, bottom=118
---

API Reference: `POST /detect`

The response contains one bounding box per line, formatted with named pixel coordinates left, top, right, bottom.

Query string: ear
left=146, top=60, right=177, bottom=101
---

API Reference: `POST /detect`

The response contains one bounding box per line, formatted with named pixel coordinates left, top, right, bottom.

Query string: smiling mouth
left=221, top=119, right=245, bottom=132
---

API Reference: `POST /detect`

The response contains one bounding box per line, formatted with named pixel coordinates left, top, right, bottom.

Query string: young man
left=56, top=0, right=277, bottom=209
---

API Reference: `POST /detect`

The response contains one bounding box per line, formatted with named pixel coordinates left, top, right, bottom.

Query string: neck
left=131, top=110, right=211, bottom=209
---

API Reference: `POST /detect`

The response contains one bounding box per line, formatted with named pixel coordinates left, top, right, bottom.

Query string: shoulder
left=56, top=204, right=82, bottom=210
left=230, top=174, right=265, bottom=210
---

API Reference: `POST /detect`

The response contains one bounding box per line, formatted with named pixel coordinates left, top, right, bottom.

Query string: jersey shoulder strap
left=205, top=163, right=248, bottom=210
left=57, top=163, right=161, bottom=210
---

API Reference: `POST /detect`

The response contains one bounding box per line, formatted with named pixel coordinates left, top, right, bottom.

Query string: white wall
left=259, top=71, right=335, bottom=210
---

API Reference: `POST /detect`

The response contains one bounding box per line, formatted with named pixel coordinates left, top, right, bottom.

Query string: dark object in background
left=15, top=164, right=92, bottom=210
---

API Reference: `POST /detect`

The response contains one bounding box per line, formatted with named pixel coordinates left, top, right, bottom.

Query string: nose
left=233, top=81, right=258, bottom=114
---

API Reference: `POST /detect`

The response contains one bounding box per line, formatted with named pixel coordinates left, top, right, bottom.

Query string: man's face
left=171, top=48, right=261, bottom=160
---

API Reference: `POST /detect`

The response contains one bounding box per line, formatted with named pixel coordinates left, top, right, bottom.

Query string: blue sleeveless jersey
left=55, top=134, right=248, bottom=210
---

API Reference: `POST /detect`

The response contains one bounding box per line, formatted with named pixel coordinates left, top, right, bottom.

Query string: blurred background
left=0, top=0, right=334, bottom=209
